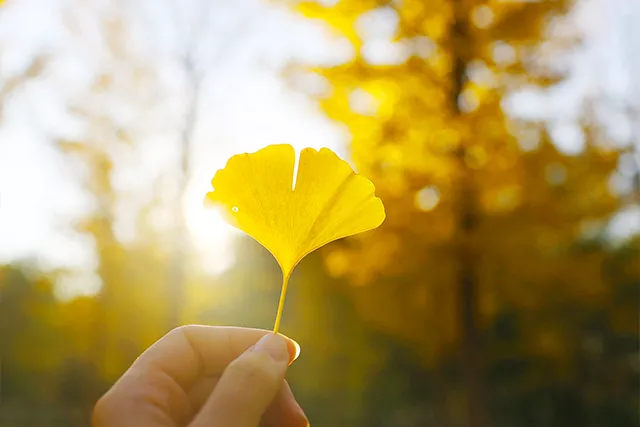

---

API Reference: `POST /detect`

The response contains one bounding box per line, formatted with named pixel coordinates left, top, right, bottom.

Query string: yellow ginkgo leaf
left=205, top=144, right=385, bottom=332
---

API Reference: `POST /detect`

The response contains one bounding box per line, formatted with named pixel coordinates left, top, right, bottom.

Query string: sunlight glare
left=185, top=183, right=239, bottom=276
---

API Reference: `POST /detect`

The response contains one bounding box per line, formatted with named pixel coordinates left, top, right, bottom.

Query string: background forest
left=0, top=0, right=638, bottom=426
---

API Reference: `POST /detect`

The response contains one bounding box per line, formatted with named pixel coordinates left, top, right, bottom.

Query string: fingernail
left=278, top=333, right=301, bottom=366
left=252, top=333, right=289, bottom=362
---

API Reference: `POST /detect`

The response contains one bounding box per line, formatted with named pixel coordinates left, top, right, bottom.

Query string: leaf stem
left=272, top=272, right=290, bottom=334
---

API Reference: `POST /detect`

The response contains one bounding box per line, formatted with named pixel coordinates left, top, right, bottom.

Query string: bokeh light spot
left=415, top=186, right=440, bottom=211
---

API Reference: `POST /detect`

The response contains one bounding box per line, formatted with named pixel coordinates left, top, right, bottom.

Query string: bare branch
left=0, top=56, right=48, bottom=121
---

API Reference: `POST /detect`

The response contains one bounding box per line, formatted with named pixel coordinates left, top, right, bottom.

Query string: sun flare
left=185, top=187, right=239, bottom=275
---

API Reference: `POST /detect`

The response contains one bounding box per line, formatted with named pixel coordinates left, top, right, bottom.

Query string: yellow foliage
left=283, top=0, right=624, bottom=374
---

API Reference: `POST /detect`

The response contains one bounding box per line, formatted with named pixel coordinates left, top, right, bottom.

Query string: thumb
left=189, top=333, right=290, bottom=427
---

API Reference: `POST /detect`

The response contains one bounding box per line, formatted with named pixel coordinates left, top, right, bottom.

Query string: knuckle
left=167, top=324, right=196, bottom=338
left=228, top=353, right=278, bottom=389
left=165, top=324, right=201, bottom=348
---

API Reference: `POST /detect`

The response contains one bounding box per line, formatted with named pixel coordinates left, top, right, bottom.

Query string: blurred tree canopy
left=0, top=1, right=638, bottom=427
left=283, top=0, right=639, bottom=426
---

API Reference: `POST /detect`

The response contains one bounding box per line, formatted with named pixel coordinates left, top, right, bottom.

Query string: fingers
left=261, top=381, right=309, bottom=427
left=189, top=334, right=292, bottom=427
left=136, top=326, right=299, bottom=388
left=93, top=326, right=300, bottom=427
left=187, top=378, right=308, bottom=427
left=187, top=376, right=219, bottom=412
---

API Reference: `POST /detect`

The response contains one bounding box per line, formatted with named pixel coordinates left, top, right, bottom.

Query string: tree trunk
left=450, top=1, right=490, bottom=425
left=167, top=66, right=198, bottom=330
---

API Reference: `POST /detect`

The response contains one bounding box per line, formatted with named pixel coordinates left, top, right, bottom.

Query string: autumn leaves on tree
left=1, top=1, right=637, bottom=426
left=286, top=0, right=627, bottom=426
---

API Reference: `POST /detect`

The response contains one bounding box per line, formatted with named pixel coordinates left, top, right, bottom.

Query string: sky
left=0, top=0, right=638, bottom=296
left=0, top=0, right=349, bottom=278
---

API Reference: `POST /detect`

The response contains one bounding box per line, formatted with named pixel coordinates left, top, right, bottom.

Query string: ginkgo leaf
left=205, top=144, right=385, bottom=332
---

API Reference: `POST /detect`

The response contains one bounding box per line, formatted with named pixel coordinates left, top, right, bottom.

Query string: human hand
left=92, top=326, right=307, bottom=427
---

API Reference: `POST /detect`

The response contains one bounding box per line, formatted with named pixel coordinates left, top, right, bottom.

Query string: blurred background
left=0, top=0, right=638, bottom=426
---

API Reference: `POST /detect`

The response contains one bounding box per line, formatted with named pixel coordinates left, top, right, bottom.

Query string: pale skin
left=92, top=326, right=308, bottom=427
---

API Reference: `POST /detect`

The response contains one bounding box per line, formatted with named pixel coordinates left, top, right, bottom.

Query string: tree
left=153, top=0, right=254, bottom=329
left=55, top=1, right=173, bottom=380
left=0, top=266, right=61, bottom=404
left=0, top=265, right=106, bottom=427
left=284, top=0, right=629, bottom=425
